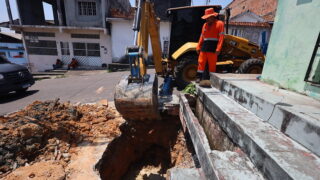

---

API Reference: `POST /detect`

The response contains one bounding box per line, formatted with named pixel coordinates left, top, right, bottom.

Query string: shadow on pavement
left=0, top=90, right=39, bottom=104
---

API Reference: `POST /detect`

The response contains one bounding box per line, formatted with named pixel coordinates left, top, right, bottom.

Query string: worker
left=196, top=8, right=225, bottom=82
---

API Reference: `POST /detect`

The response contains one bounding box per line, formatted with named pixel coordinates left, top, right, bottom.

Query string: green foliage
left=182, top=83, right=196, bottom=95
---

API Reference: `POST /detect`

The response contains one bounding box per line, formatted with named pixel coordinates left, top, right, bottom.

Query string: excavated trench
left=96, top=114, right=198, bottom=180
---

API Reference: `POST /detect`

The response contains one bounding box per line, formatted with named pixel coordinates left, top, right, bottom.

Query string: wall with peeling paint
left=261, top=0, right=320, bottom=100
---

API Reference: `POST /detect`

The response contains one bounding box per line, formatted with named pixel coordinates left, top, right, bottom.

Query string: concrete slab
left=210, top=73, right=320, bottom=156
left=179, top=95, right=265, bottom=180
left=197, top=86, right=320, bottom=180
left=167, top=168, right=204, bottom=180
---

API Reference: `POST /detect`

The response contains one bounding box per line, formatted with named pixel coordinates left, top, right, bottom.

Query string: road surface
left=0, top=70, right=131, bottom=115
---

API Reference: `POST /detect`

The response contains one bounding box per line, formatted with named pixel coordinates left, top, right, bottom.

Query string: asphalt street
left=0, top=70, right=132, bottom=115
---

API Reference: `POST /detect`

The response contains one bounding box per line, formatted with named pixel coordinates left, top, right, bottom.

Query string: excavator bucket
left=114, top=74, right=159, bottom=121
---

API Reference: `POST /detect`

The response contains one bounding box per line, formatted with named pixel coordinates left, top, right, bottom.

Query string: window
left=305, top=32, right=320, bottom=85
left=71, top=34, right=100, bottom=39
left=162, top=37, right=170, bottom=58
left=24, top=32, right=55, bottom=37
left=78, top=1, right=97, bottom=16
left=0, top=52, right=6, bottom=58
left=26, top=40, right=58, bottom=55
left=73, top=42, right=100, bottom=57
left=60, top=42, right=70, bottom=55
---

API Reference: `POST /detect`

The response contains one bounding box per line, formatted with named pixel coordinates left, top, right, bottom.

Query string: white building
left=109, top=18, right=171, bottom=63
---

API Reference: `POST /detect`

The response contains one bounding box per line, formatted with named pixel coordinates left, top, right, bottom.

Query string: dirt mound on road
left=0, top=99, right=123, bottom=178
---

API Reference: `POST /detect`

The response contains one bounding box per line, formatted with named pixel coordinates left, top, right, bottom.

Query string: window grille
left=78, top=1, right=97, bottom=16
left=73, top=42, right=100, bottom=57
left=26, top=40, right=57, bottom=55
left=305, top=32, right=320, bottom=85
left=25, top=32, right=55, bottom=37
left=71, top=34, right=100, bottom=39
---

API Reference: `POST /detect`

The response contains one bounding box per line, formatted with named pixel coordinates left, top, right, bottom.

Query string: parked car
left=0, top=55, right=34, bottom=95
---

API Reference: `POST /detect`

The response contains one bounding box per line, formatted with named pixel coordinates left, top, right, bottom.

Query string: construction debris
left=0, top=99, right=123, bottom=178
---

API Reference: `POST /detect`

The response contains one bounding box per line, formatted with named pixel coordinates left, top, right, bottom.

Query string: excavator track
left=114, top=74, right=159, bottom=121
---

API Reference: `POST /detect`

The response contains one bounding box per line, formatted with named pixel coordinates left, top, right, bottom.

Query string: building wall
left=232, top=15, right=258, bottom=23
left=261, top=0, right=320, bottom=99
left=229, top=25, right=271, bottom=46
left=64, top=0, right=103, bottom=27
left=21, top=28, right=111, bottom=72
left=111, top=20, right=171, bottom=63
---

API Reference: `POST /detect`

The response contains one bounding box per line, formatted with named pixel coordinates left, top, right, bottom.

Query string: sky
left=0, top=0, right=232, bottom=32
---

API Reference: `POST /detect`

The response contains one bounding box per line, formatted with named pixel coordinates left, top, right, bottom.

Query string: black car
left=0, top=56, right=35, bottom=95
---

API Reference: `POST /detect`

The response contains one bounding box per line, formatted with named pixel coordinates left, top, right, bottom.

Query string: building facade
left=261, top=0, right=320, bottom=100
left=9, top=0, right=131, bottom=72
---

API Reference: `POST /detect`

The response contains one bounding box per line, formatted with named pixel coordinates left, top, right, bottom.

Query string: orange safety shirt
left=196, top=20, right=225, bottom=53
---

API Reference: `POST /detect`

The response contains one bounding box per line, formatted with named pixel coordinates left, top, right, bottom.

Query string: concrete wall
left=110, top=20, right=171, bottom=63
left=261, top=0, right=320, bottom=100
left=16, top=0, right=46, bottom=25
left=64, top=0, right=103, bottom=27
left=21, top=28, right=111, bottom=72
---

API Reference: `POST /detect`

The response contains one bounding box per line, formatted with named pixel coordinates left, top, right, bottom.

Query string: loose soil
left=0, top=99, right=123, bottom=179
left=0, top=99, right=196, bottom=180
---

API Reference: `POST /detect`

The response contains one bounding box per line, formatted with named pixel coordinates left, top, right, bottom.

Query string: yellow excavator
left=114, top=1, right=265, bottom=121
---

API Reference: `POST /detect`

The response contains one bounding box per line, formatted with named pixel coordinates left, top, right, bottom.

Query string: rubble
left=0, top=99, right=123, bottom=178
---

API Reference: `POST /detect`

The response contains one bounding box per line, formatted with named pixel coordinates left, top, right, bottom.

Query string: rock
left=25, top=138, right=34, bottom=145
left=25, top=144, right=36, bottom=152
left=16, top=157, right=26, bottom=166
left=97, top=99, right=109, bottom=107
left=12, top=162, right=17, bottom=170
left=4, top=153, right=13, bottom=160
left=47, top=145, right=55, bottom=152
left=18, top=123, right=43, bottom=139
left=62, top=153, right=70, bottom=159
left=63, top=158, right=70, bottom=162
left=0, top=124, right=8, bottom=130
left=0, top=155, right=4, bottom=165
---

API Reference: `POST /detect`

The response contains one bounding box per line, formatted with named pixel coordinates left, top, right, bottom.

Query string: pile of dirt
left=0, top=99, right=124, bottom=178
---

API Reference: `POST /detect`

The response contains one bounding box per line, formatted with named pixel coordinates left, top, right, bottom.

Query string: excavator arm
left=114, top=0, right=163, bottom=121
